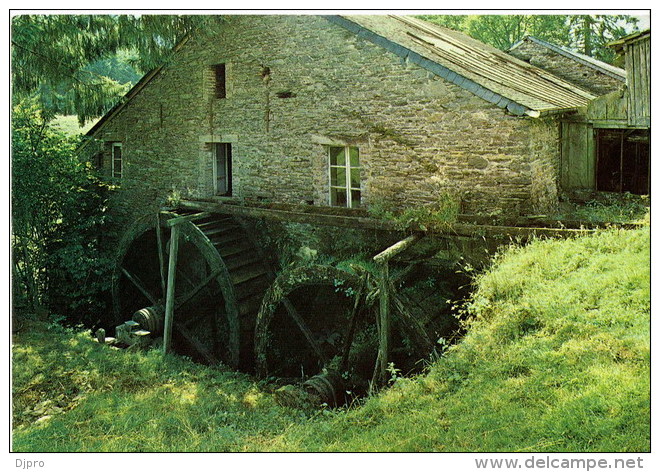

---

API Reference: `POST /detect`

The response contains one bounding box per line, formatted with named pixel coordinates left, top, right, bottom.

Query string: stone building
left=83, top=15, right=596, bottom=224
left=508, top=36, right=626, bottom=97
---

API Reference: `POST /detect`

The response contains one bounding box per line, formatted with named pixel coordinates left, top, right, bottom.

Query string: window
left=596, top=129, right=649, bottom=194
left=329, top=146, right=361, bottom=208
left=111, top=143, right=122, bottom=179
left=213, top=63, right=226, bottom=99
left=213, top=143, right=232, bottom=196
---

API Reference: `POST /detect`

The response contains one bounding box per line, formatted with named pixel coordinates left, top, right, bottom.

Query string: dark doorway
left=214, top=143, right=232, bottom=196
left=596, top=129, right=650, bottom=195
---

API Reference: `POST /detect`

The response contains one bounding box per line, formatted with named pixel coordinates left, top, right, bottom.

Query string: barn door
left=561, top=122, right=595, bottom=191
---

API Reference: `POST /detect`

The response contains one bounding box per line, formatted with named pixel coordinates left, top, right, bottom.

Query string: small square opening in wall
left=213, top=63, right=226, bottom=99
left=329, top=146, right=361, bottom=208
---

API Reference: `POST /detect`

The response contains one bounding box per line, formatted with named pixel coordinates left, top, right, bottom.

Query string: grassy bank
left=12, top=226, right=650, bottom=452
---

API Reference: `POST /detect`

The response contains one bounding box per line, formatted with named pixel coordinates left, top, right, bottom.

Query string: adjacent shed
left=561, top=30, right=650, bottom=196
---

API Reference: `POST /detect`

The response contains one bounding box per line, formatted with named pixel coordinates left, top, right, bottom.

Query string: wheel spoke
left=175, top=269, right=222, bottom=310
left=281, top=297, right=328, bottom=365
left=120, top=267, right=158, bottom=306
left=174, top=322, right=220, bottom=365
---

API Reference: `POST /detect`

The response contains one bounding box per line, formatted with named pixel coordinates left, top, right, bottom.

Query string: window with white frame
left=111, top=143, right=122, bottom=178
left=329, top=146, right=361, bottom=208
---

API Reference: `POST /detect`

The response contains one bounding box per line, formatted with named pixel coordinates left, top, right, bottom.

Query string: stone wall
left=509, top=39, right=624, bottom=97
left=89, top=15, right=561, bottom=226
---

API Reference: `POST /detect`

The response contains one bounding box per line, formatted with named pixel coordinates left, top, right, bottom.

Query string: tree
left=12, top=100, right=116, bottom=324
left=11, top=14, right=207, bottom=123
left=568, top=15, right=638, bottom=63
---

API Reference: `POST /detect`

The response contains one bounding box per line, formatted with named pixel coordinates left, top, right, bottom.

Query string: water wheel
left=111, top=210, right=273, bottom=370
left=253, top=262, right=448, bottom=404
left=254, top=264, right=370, bottom=404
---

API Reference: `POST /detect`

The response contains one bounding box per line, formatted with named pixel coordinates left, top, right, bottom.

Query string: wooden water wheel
left=111, top=210, right=273, bottom=370
left=253, top=261, right=441, bottom=403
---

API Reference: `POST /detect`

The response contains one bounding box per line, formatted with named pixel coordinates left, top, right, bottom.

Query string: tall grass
left=13, top=227, right=650, bottom=452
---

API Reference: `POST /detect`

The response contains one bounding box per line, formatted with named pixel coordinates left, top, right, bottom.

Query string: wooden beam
left=162, top=224, right=180, bottom=355
left=162, top=211, right=213, bottom=228
left=174, top=269, right=222, bottom=310
left=281, top=297, right=328, bottom=366
left=373, top=234, right=421, bottom=264
left=155, top=214, right=167, bottom=297
left=178, top=200, right=598, bottom=240
left=376, top=261, right=390, bottom=386
left=120, top=267, right=158, bottom=306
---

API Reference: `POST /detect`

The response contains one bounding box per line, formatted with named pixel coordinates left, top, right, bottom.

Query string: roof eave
left=532, top=106, right=584, bottom=118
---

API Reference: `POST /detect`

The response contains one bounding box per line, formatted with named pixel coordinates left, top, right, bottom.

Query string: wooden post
left=162, top=224, right=180, bottom=355
left=376, top=260, right=390, bottom=385
left=371, top=234, right=420, bottom=387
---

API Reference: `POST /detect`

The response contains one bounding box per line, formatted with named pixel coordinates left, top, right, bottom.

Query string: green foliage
left=12, top=99, right=117, bottom=325
left=570, top=193, right=649, bottom=224
left=12, top=224, right=650, bottom=452
left=367, top=194, right=459, bottom=231
left=567, top=15, right=639, bottom=63
left=11, top=14, right=209, bottom=122
left=262, top=227, right=650, bottom=451
left=12, top=322, right=308, bottom=452
left=419, top=14, right=639, bottom=62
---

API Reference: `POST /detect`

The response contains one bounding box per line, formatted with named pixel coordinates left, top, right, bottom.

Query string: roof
left=508, top=36, right=626, bottom=81
left=328, top=15, right=595, bottom=117
left=608, top=29, right=651, bottom=51
left=86, top=15, right=595, bottom=143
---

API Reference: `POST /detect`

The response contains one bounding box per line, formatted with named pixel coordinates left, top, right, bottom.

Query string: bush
left=12, top=99, right=117, bottom=326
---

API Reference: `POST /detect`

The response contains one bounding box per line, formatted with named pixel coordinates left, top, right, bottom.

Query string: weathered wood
left=162, top=224, right=180, bottom=355
left=281, top=297, right=328, bottom=365
left=155, top=214, right=167, bottom=297
left=376, top=261, right=390, bottom=386
left=174, top=322, right=220, bottom=365
left=340, top=275, right=368, bottom=372
left=174, top=269, right=223, bottom=310
left=162, top=211, right=213, bottom=228
left=178, top=199, right=596, bottom=240
left=373, top=234, right=421, bottom=264
left=120, top=267, right=158, bottom=306
left=391, top=291, right=435, bottom=355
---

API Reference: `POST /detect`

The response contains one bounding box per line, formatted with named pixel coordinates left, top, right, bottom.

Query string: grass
left=561, top=193, right=650, bottom=225
left=12, top=324, right=311, bottom=452
left=12, top=226, right=650, bottom=452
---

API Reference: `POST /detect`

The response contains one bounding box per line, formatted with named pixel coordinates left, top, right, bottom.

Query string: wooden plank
left=121, top=267, right=158, bottom=306
left=373, top=234, right=421, bottom=264
left=162, top=224, right=180, bottom=355
left=376, top=262, right=390, bottom=386
left=162, top=211, right=213, bottom=228
left=178, top=200, right=595, bottom=240
left=155, top=214, right=167, bottom=297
